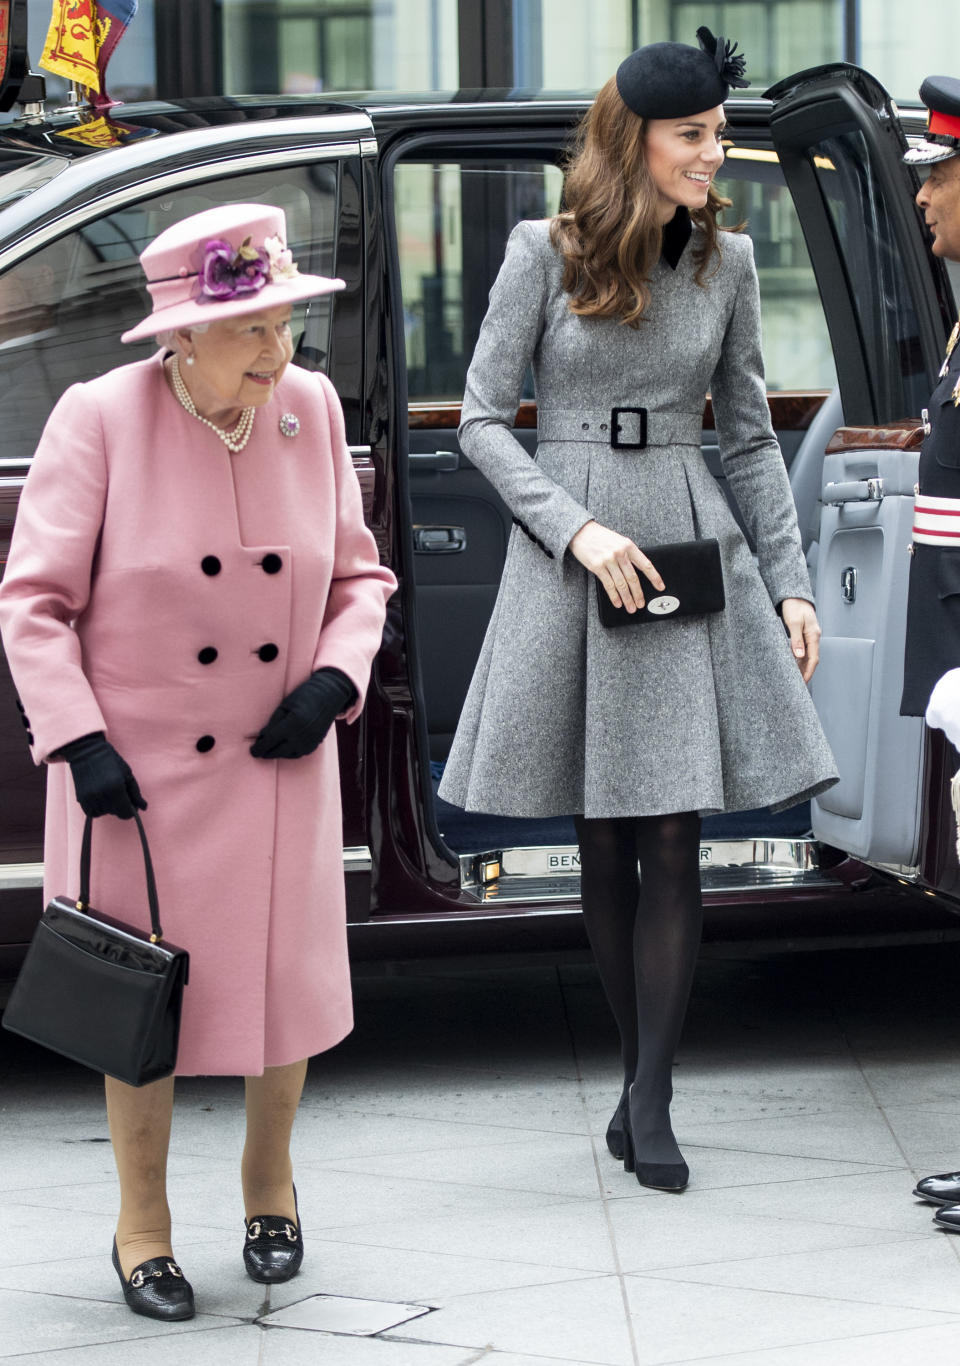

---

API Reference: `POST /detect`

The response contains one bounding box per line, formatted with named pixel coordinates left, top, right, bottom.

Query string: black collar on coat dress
left=661, top=207, right=693, bottom=269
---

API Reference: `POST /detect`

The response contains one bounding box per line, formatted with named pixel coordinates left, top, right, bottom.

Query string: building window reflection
left=220, top=0, right=459, bottom=95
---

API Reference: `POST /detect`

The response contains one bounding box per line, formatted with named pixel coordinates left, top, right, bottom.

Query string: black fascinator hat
left=616, top=26, right=749, bottom=120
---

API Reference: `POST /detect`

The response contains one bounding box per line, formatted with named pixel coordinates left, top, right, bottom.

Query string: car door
left=767, top=64, right=958, bottom=884
left=0, top=113, right=382, bottom=968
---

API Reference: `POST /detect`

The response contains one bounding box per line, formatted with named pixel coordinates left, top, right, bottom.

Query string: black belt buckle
left=610, top=406, right=647, bottom=450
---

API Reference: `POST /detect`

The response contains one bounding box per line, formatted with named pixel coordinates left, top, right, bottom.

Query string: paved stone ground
left=3, top=942, right=960, bottom=1364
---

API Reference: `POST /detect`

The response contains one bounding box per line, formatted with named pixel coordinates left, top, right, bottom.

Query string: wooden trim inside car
left=824, top=421, right=926, bottom=454
left=408, top=391, right=830, bottom=433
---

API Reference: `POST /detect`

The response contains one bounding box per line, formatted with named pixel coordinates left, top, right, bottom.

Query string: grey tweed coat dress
left=438, top=216, right=838, bottom=819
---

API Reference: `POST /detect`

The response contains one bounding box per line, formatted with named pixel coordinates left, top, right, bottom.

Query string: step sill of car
left=456, top=839, right=828, bottom=905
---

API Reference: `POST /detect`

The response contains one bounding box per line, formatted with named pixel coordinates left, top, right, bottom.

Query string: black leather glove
left=250, top=668, right=358, bottom=760
left=54, top=732, right=147, bottom=820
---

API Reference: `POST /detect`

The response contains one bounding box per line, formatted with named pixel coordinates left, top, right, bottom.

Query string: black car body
left=1, top=64, right=959, bottom=991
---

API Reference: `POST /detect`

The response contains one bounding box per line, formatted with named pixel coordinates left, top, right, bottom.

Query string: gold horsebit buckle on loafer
left=130, top=1261, right=184, bottom=1287
left=246, top=1219, right=298, bottom=1242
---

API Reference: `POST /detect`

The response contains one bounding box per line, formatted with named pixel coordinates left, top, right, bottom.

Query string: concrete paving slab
left=290, top=1106, right=581, bottom=1163
left=314, top=1196, right=619, bottom=1274
left=641, top=1233, right=960, bottom=1314
left=607, top=1196, right=923, bottom=1275
left=312, top=1131, right=608, bottom=1201
left=258, top=1330, right=473, bottom=1364
left=664, top=1167, right=942, bottom=1235
left=663, top=1320, right=960, bottom=1365
left=296, top=1071, right=593, bottom=1135
left=622, top=1276, right=956, bottom=1366
left=267, top=1242, right=596, bottom=1311
left=678, top=1105, right=907, bottom=1165
left=0, top=1286, right=243, bottom=1359
left=381, top=1275, right=635, bottom=1365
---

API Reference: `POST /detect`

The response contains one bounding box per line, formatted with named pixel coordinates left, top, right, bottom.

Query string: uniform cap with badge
left=904, top=75, right=960, bottom=165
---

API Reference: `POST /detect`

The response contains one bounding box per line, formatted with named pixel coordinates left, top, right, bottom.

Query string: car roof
left=0, top=87, right=931, bottom=249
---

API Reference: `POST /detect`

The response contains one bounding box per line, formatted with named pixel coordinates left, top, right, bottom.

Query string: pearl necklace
left=170, top=356, right=256, bottom=453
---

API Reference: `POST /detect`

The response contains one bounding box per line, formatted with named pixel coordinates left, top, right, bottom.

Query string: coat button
left=256, top=643, right=279, bottom=662
left=261, top=553, right=283, bottom=574
left=581, top=422, right=589, bottom=431
left=198, top=647, right=218, bottom=665
left=201, top=556, right=222, bottom=576
left=196, top=735, right=215, bottom=752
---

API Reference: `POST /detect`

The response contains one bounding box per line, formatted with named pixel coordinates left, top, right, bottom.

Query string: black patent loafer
left=914, top=1171, right=960, bottom=1206
left=243, top=1191, right=303, bottom=1283
left=934, top=1202, right=960, bottom=1231
left=111, top=1239, right=195, bottom=1321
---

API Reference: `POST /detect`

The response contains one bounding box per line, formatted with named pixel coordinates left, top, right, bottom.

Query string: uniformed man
left=899, top=75, right=960, bottom=1231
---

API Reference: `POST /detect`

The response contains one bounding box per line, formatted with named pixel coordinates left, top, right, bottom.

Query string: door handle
left=409, top=450, right=460, bottom=472
left=822, top=477, right=885, bottom=505
left=413, top=525, right=467, bottom=554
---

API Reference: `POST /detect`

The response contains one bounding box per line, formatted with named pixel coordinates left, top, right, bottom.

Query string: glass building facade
left=16, top=0, right=960, bottom=105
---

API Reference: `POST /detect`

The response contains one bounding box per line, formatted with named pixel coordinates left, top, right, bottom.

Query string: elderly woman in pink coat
left=0, top=203, right=396, bottom=1321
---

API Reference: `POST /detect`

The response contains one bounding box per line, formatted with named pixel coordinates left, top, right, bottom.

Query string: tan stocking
left=242, top=1059, right=308, bottom=1222
left=105, top=1073, right=176, bottom=1278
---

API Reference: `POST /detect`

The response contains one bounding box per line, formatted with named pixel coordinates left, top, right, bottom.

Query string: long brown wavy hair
left=550, top=76, right=736, bottom=328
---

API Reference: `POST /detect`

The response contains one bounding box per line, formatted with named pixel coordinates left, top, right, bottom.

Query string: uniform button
left=196, top=735, right=215, bottom=752
left=256, top=643, right=279, bottom=662
left=261, top=553, right=283, bottom=574
left=198, top=647, right=218, bottom=665
left=201, top=555, right=222, bottom=576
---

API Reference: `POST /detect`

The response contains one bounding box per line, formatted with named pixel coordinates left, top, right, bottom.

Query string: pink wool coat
left=0, top=351, right=396, bottom=1075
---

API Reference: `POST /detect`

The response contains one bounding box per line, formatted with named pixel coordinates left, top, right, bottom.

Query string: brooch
left=279, top=413, right=300, bottom=438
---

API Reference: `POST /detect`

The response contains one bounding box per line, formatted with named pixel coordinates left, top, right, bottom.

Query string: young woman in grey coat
left=439, top=29, right=838, bottom=1192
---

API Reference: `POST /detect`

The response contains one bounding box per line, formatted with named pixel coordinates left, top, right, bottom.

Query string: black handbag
left=596, top=537, right=725, bottom=627
left=2, top=812, right=189, bottom=1086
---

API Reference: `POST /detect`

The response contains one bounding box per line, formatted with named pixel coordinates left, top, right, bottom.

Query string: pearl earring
left=185, top=354, right=195, bottom=367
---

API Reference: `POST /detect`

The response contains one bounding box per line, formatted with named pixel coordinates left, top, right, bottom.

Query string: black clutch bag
left=2, top=812, right=189, bottom=1087
left=596, top=538, right=725, bottom=627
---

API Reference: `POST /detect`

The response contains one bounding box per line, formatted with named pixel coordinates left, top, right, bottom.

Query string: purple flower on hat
left=196, top=236, right=270, bottom=301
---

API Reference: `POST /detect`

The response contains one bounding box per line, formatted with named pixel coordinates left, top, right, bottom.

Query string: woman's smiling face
left=179, top=305, right=295, bottom=418
left=643, top=106, right=727, bottom=223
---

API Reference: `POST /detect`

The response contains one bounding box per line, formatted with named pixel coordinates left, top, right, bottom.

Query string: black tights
left=573, top=811, right=703, bottom=1166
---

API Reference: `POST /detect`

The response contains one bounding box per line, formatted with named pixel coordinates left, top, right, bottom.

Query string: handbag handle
left=78, top=811, right=164, bottom=943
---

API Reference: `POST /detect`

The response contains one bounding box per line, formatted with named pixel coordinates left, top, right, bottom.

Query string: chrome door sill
left=459, top=839, right=826, bottom=904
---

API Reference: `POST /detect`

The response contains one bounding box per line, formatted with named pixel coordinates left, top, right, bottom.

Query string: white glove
left=926, top=668, right=960, bottom=751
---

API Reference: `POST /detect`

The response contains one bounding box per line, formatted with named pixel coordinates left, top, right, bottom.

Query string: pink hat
left=120, top=203, right=344, bottom=344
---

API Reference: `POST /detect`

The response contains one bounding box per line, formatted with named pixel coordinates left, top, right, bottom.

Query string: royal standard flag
left=40, top=1, right=137, bottom=105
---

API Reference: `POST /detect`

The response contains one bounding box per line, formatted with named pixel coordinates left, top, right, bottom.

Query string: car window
left=395, top=159, right=563, bottom=403
left=800, top=129, right=929, bottom=417
left=395, top=149, right=835, bottom=407
left=716, top=148, right=837, bottom=393
left=0, top=163, right=339, bottom=462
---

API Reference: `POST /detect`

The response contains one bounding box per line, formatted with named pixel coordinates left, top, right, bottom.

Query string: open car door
left=767, top=64, right=957, bottom=881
